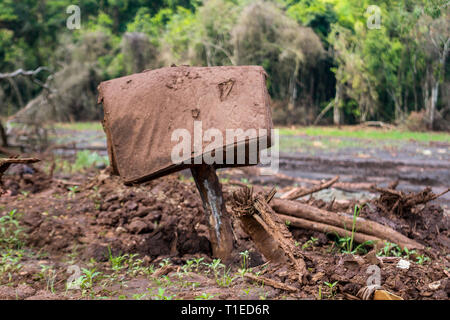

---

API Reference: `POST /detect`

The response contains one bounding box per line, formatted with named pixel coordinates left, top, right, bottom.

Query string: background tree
left=0, top=0, right=448, bottom=129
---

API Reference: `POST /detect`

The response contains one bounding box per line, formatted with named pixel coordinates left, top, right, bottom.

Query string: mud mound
left=1, top=165, right=52, bottom=196
left=1, top=169, right=448, bottom=300
left=14, top=175, right=212, bottom=260
left=363, top=196, right=449, bottom=251
left=91, top=175, right=213, bottom=258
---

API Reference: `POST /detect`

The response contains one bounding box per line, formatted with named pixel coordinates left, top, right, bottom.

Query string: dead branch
left=360, top=121, right=395, bottom=129
left=244, top=273, right=298, bottom=292
left=271, top=198, right=424, bottom=250
left=277, top=213, right=384, bottom=245
left=0, top=67, right=55, bottom=93
left=313, top=100, right=334, bottom=125
left=0, top=67, right=50, bottom=79
left=0, top=157, right=40, bottom=178
left=52, top=179, right=82, bottom=186
left=152, top=265, right=175, bottom=278
left=280, top=176, right=339, bottom=200
left=371, top=185, right=450, bottom=216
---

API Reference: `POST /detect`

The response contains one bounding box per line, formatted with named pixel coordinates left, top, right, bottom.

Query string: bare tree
left=417, top=13, right=450, bottom=129
left=0, top=66, right=54, bottom=149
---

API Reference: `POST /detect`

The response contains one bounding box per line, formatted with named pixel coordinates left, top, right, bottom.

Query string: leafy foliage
left=0, top=0, right=448, bottom=128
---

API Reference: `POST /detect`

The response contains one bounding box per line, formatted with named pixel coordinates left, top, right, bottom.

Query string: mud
left=0, top=161, right=448, bottom=300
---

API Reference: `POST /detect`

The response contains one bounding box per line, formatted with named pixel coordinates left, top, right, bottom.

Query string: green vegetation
left=195, top=292, right=215, bottom=300
left=0, top=209, right=25, bottom=249
left=0, top=1, right=448, bottom=129
left=377, top=242, right=431, bottom=264
left=152, top=287, right=176, bottom=300
left=49, top=150, right=109, bottom=175
left=333, top=204, right=374, bottom=255
left=73, top=150, right=109, bottom=172
left=39, top=265, right=58, bottom=293
left=238, top=250, right=250, bottom=276
left=323, top=281, right=338, bottom=299
left=279, top=127, right=450, bottom=142
left=416, top=254, right=431, bottom=265
left=53, top=122, right=104, bottom=132
left=0, top=249, right=23, bottom=282
left=302, top=236, right=319, bottom=250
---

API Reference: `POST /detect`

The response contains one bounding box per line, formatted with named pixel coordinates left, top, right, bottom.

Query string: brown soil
left=0, top=162, right=448, bottom=300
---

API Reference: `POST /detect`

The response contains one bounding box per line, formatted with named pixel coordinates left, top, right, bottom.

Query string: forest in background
left=0, top=0, right=449, bottom=130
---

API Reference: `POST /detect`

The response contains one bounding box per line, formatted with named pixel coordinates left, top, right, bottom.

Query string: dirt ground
left=0, top=155, right=448, bottom=300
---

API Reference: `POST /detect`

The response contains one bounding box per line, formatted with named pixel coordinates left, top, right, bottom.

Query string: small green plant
left=334, top=204, right=373, bottom=254
left=0, top=249, right=23, bottom=281
left=81, top=267, right=102, bottom=289
left=377, top=242, right=428, bottom=264
left=73, top=267, right=103, bottom=297
left=108, top=248, right=128, bottom=272
left=346, top=204, right=363, bottom=253
left=39, top=264, right=57, bottom=293
left=182, top=259, right=195, bottom=273
left=416, top=254, right=431, bottom=265
left=203, top=258, right=235, bottom=287
left=317, top=285, right=322, bottom=300
left=125, top=254, right=147, bottom=276
left=204, top=258, right=224, bottom=276
left=324, top=281, right=338, bottom=299
left=402, top=247, right=417, bottom=260
left=242, top=287, right=251, bottom=296
left=377, top=242, right=402, bottom=257
left=216, top=267, right=236, bottom=287
left=195, top=293, right=215, bottom=300
left=192, top=257, right=204, bottom=272
left=238, top=250, right=250, bottom=276
left=132, top=292, right=147, bottom=300
left=159, top=258, right=172, bottom=268
left=143, top=264, right=155, bottom=276
left=19, top=191, right=30, bottom=200
left=0, top=210, right=25, bottom=249
left=67, top=186, right=80, bottom=199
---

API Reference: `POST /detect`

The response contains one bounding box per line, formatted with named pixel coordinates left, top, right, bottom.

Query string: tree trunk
left=0, top=121, right=7, bottom=147
left=430, top=81, right=439, bottom=129
left=333, top=84, right=341, bottom=126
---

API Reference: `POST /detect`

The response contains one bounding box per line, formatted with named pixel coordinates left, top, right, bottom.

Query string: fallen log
left=277, top=213, right=384, bottom=246
left=280, top=176, right=339, bottom=200
left=0, top=157, right=40, bottom=178
left=244, top=273, right=298, bottom=292
left=231, top=187, right=308, bottom=283
left=271, top=198, right=424, bottom=250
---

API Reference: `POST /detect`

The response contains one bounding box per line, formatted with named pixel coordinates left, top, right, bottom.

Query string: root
left=231, top=187, right=308, bottom=283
